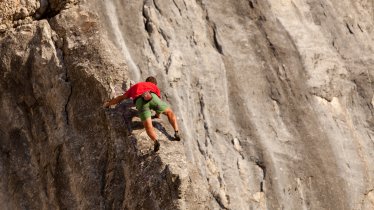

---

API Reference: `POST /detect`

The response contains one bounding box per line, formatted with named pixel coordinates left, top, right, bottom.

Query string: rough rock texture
left=0, top=0, right=373, bottom=210
left=1, top=1, right=187, bottom=209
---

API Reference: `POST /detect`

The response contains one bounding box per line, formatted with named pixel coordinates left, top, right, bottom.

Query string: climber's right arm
left=103, top=94, right=128, bottom=108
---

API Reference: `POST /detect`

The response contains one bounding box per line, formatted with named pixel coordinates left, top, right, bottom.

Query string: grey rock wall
left=0, top=0, right=373, bottom=209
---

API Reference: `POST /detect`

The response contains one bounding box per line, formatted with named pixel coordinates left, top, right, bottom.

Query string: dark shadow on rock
left=129, top=120, right=144, bottom=131
left=153, top=121, right=175, bottom=141
left=112, top=100, right=143, bottom=132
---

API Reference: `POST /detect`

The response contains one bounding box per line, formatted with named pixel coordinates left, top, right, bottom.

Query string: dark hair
left=145, top=76, right=157, bottom=85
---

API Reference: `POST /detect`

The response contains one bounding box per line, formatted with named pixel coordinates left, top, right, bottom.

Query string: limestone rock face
left=0, top=0, right=373, bottom=210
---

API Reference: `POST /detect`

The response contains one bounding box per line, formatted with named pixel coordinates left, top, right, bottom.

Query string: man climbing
left=103, top=76, right=180, bottom=152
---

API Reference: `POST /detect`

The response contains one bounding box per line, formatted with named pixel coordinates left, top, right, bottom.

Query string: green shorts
left=135, top=93, right=169, bottom=121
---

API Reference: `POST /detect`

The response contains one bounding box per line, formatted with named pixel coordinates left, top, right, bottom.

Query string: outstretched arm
left=103, top=94, right=128, bottom=108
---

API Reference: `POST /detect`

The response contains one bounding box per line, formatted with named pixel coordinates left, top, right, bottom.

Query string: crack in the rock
left=250, top=156, right=266, bottom=192
left=311, top=92, right=333, bottom=102
left=49, top=25, right=72, bottom=126
left=346, top=23, right=354, bottom=34
left=58, top=46, right=71, bottom=126
left=248, top=0, right=255, bottom=9
left=172, top=0, right=183, bottom=16
left=210, top=174, right=230, bottom=210
left=196, top=139, right=206, bottom=156
left=147, top=38, right=159, bottom=61
left=165, top=55, right=172, bottom=74
left=159, top=28, right=170, bottom=47
left=99, top=149, right=109, bottom=200
left=143, top=1, right=171, bottom=65
left=357, top=23, right=364, bottom=32
left=64, top=85, right=72, bottom=125
left=143, top=1, right=163, bottom=62
left=198, top=92, right=212, bottom=145
left=263, top=33, right=277, bottom=57
left=212, top=25, right=223, bottom=55
left=152, top=0, right=163, bottom=15
left=53, top=144, right=66, bottom=208
left=195, top=1, right=224, bottom=55
left=213, top=193, right=229, bottom=210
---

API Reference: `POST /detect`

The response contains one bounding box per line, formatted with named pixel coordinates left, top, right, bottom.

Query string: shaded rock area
left=0, top=0, right=374, bottom=210
left=1, top=1, right=188, bottom=209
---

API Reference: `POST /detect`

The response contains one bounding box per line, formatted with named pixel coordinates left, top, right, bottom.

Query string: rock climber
left=103, top=76, right=180, bottom=152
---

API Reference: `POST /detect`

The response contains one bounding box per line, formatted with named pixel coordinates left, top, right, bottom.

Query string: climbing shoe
left=174, top=131, right=181, bottom=141
left=154, top=140, right=160, bottom=152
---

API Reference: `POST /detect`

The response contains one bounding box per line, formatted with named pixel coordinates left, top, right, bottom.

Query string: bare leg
left=143, top=118, right=157, bottom=142
left=163, top=108, right=179, bottom=132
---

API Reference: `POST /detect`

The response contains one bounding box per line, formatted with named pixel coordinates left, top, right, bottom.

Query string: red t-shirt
left=123, top=82, right=161, bottom=99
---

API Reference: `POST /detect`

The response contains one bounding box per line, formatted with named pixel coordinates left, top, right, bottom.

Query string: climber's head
left=145, top=76, right=157, bottom=85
